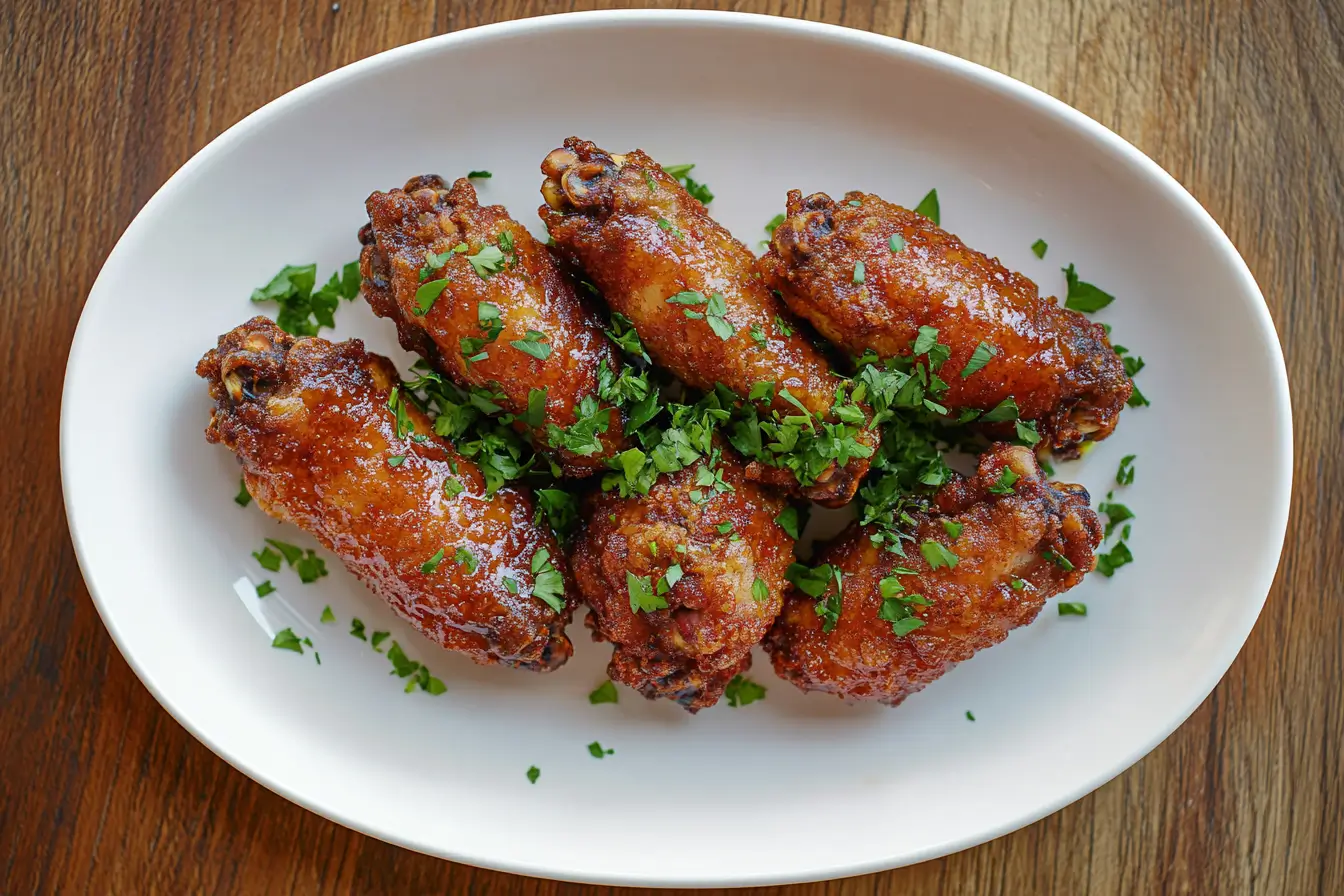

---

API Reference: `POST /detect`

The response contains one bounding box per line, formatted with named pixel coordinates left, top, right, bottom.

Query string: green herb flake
left=234, top=479, right=252, bottom=507
left=444, top=478, right=465, bottom=498
left=467, top=170, right=492, bottom=179
left=980, top=396, right=1020, bottom=423
left=725, top=674, right=767, bottom=707
left=749, top=324, right=768, bottom=348
left=387, top=455, right=406, bottom=467
left=914, top=189, right=940, bottom=225
left=510, top=329, right=552, bottom=361
left=370, top=630, right=391, bottom=651
left=454, top=546, right=478, bottom=573
left=530, top=548, right=567, bottom=613
left=271, top=628, right=303, bottom=653
left=467, top=245, right=507, bottom=279
left=587, top=741, right=614, bottom=758
left=853, top=261, right=866, bottom=284
left=775, top=506, right=804, bottom=539
left=1058, top=602, right=1088, bottom=616
left=319, top=605, right=335, bottom=623
left=1015, top=419, right=1042, bottom=447
left=588, top=680, right=619, bottom=705
left=889, top=233, right=907, bottom=253
left=253, top=546, right=282, bottom=572
left=350, top=618, right=367, bottom=640
left=752, top=577, right=770, bottom=603
left=960, top=342, right=997, bottom=378
left=920, top=539, right=959, bottom=570
left=421, top=548, right=446, bottom=574
left=765, top=213, right=786, bottom=238
left=627, top=571, right=668, bottom=613
left=1044, top=549, right=1075, bottom=572
left=941, top=519, right=964, bottom=539
left=1116, top=454, right=1137, bottom=486
left=1062, top=263, right=1115, bottom=313
left=526, top=766, right=540, bottom=784
left=415, top=278, right=449, bottom=315
left=1095, top=541, right=1135, bottom=578
left=1031, top=239, right=1048, bottom=259
left=988, top=466, right=1020, bottom=495
left=503, top=576, right=519, bottom=595
left=255, top=580, right=275, bottom=598
left=1010, top=578, right=1026, bottom=591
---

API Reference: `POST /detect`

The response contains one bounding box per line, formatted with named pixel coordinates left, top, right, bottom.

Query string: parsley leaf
left=1015, top=419, right=1042, bottom=447
left=775, top=506, right=804, bottom=539
left=467, top=245, right=507, bottom=279
left=941, top=519, right=963, bottom=539
left=725, top=675, right=767, bottom=707
left=980, top=396, right=1020, bottom=423
left=587, top=741, right=614, bottom=758
left=588, top=680, right=619, bottom=704
left=1032, top=239, right=1048, bottom=258
left=255, top=580, right=275, bottom=598
left=1058, top=602, right=1088, bottom=616
left=454, top=546, right=478, bottom=573
left=1062, top=263, right=1115, bottom=312
left=1116, top=454, right=1137, bottom=485
left=1044, top=549, right=1075, bottom=571
left=627, top=571, right=668, bottom=613
left=467, top=170, right=492, bottom=179
left=526, top=766, right=540, bottom=784
left=752, top=577, right=770, bottom=603
left=510, top=330, right=552, bottom=361
left=530, top=548, right=566, bottom=613
left=415, top=278, right=449, bottom=315
left=1095, top=541, right=1134, bottom=577
left=271, top=628, right=304, bottom=653
left=350, top=618, right=367, bottom=640
left=662, top=163, right=714, bottom=204
left=889, top=234, right=906, bottom=253
left=853, top=261, right=866, bottom=285
left=960, top=342, right=997, bottom=378
left=914, top=189, right=940, bottom=225
left=920, top=539, right=959, bottom=569
left=234, top=478, right=252, bottom=507
left=988, top=466, right=1020, bottom=495
left=765, top=213, right=786, bottom=239
left=421, top=548, right=446, bottom=574
left=320, top=605, right=335, bottom=623
left=253, top=546, right=282, bottom=572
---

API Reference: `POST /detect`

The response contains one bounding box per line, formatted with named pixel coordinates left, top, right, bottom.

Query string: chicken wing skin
left=198, top=316, right=577, bottom=671
left=765, top=444, right=1101, bottom=704
left=570, top=448, right=794, bottom=711
left=761, top=190, right=1132, bottom=458
left=539, top=138, right=872, bottom=505
left=360, top=175, right=626, bottom=476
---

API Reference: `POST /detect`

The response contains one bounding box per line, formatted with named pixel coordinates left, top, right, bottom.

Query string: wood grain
left=2, top=1, right=1340, bottom=893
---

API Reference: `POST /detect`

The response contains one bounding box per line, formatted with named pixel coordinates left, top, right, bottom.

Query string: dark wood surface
left=3, top=1, right=1340, bottom=892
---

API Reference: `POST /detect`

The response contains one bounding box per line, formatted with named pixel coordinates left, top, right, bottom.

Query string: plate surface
left=61, top=11, right=1291, bottom=886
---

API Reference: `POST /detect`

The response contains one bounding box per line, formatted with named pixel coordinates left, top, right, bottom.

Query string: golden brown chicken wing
left=539, top=138, right=873, bottom=505
left=761, top=190, right=1132, bottom=458
left=570, top=446, right=794, bottom=711
left=360, top=175, right=626, bottom=476
left=198, top=316, right=577, bottom=671
left=765, top=443, right=1101, bottom=704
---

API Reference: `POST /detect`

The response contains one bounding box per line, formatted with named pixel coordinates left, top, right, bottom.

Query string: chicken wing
left=540, top=138, right=873, bottom=505
left=570, top=447, right=794, bottom=711
left=765, top=443, right=1101, bottom=704
left=198, top=316, right=577, bottom=671
left=360, top=175, right=627, bottom=476
left=760, top=190, right=1132, bottom=457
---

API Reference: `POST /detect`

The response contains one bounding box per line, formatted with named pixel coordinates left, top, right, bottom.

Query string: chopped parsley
left=350, top=618, right=367, bottom=640
left=1062, top=263, right=1115, bottom=312
left=1044, top=549, right=1075, bottom=571
left=370, top=630, right=390, bottom=651
left=1058, top=602, right=1088, bottom=616
left=889, top=233, right=907, bottom=253
left=605, top=312, right=650, bottom=362
left=253, top=546, right=282, bottom=572
left=1116, top=454, right=1137, bottom=485
left=320, top=605, right=335, bottom=623
left=272, top=628, right=304, bottom=653
left=386, top=455, right=406, bottom=468
left=526, top=766, right=540, bottom=783
left=661, top=163, right=714, bottom=204
left=877, top=570, right=930, bottom=637
left=914, top=189, right=940, bottom=225
left=255, top=580, right=275, bottom=598
left=656, top=217, right=684, bottom=239
left=1015, top=419, right=1042, bottom=447
left=385, top=641, right=447, bottom=694
left=530, top=548, right=566, bottom=612
left=980, top=396, right=1020, bottom=423
left=774, top=315, right=794, bottom=337
left=775, top=506, right=804, bottom=540
left=510, top=329, right=552, bottom=361
left=587, top=741, right=614, bottom=758
left=1010, top=578, right=1026, bottom=591
left=749, top=324, right=768, bottom=348
left=444, top=477, right=465, bottom=498
left=627, top=571, right=667, bottom=613
left=765, top=213, right=786, bottom=239
left=387, top=386, right=416, bottom=440
left=940, top=519, right=963, bottom=539
left=466, top=170, right=492, bottom=179
left=853, top=261, right=866, bottom=284
left=725, top=675, right=767, bottom=707
left=503, top=576, right=519, bottom=595
left=1095, top=541, right=1134, bottom=577
left=467, top=245, right=507, bottom=279
left=960, top=342, right=997, bottom=378
left=920, top=539, right=959, bottom=569
left=966, top=710, right=977, bottom=721
left=454, top=546, right=478, bottom=573
left=657, top=563, right=684, bottom=595
left=988, top=466, right=1020, bottom=495
left=667, top=289, right=733, bottom=341
left=250, top=261, right=359, bottom=336
left=786, top=563, right=842, bottom=632
left=1098, top=500, right=1135, bottom=539
left=588, top=680, right=619, bottom=704
left=415, top=278, right=449, bottom=315
left=421, top=548, right=446, bottom=574
left=752, top=577, right=770, bottom=603
left=1031, top=239, right=1048, bottom=259
left=234, top=479, right=252, bottom=507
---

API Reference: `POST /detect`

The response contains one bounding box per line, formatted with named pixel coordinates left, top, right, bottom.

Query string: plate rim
left=60, top=8, right=1294, bottom=886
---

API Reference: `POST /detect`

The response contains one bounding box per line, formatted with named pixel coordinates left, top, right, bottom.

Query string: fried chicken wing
left=765, top=444, right=1101, bottom=704
left=570, top=448, right=794, bottom=711
left=761, top=191, right=1132, bottom=457
left=198, top=316, right=577, bottom=670
left=360, top=175, right=626, bottom=475
left=540, top=138, right=872, bottom=505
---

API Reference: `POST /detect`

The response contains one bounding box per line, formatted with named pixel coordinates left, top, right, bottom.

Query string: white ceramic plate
left=62, top=10, right=1292, bottom=886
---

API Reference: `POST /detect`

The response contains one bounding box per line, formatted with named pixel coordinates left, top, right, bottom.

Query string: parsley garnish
left=386, top=455, right=406, bottom=467
left=320, top=605, right=335, bottom=623
left=255, top=580, right=275, bottom=597
left=272, top=628, right=303, bottom=653
left=526, top=766, right=540, bottom=783
left=725, top=675, right=767, bottom=707
left=385, top=640, right=447, bottom=694
left=852, top=261, right=865, bottom=284
left=920, top=540, right=959, bottom=569
left=253, top=546, right=282, bottom=572
left=988, top=466, right=1020, bottom=495
left=981, top=396, right=1020, bottom=423
left=415, top=278, right=448, bottom=315
left=234, top=478, right=252, bottom=507
left=749, top=324, right=768, bottom=347
left=1116, top=454, right=1137, bottom=485
left=454, top=546, right=478, bottom=573
left=530, top=548, right=566, bottom=612
left=786, top=563, right=842, bottom=632
left=1015, top=419, right=1042, bottom=446
left=889, top=233, right=906, bottom=253
left=1032, top=239, right=1048, bottom=258
left=387, top=386, right=415, bottom=440
left=467, top=170, right=492, bottom=179
left=877, top=571, right=930, bottom=637
left=656, top=217, right=684, bottom=239
left=775, top=506, right=804, bottom=539
left=960, top=342, right=997, bottom=378
left=421, top=548, right=446, bottom=574
left=605, top=312, right=650, bottom=363
left=774, top=315, right=794, bottom=337
left=941, top=519, right=963, bottom=539
left=588, top=680, right=619, bottom=704
left=765, top=213, right=786, bottom=239
left=250, top=261, right=359, bottom=335
left=1062, top=263, right=1115, bottom=312
left=503, top=576, right=519, bottom=594
left=444, top=478, right=465, bottom=498
left=752, top=577, right=770, bottom=603
left=1095, top=541, right=1134, bottom=577
left=914, top=189, right=940, bottom=225
left=1044, top=549, right=1075, bottom=571
left=467, top=245, right=506, bottom=279
left=535, top=488, right=579, bottom=539
left=1058, top=602, right=1087, bottom=616
left=966, top=710, right=977, bottom=721
left=370, top=630, right=390, bottom=651
left=510, top=329, right=552, bottom=361
left=587, top=741, right=614, bottom=758
left=1011, top=578, right=1026, bottom=590
left=627, top=571, right=667, bottom=613
left=662, top=163, right=714, bottom=204
left=350, top=618, right=367, bottom=640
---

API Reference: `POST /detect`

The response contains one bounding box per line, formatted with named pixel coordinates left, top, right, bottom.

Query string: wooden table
left=3, top=1, right=1339, bottom=892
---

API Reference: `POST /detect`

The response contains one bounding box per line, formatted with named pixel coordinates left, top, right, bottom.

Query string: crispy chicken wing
left=761, top=190, right=1132, bottom=457
left=765, top=444, right=1101, bottom=704
left=360, top=175, right=626, bottom=475
left=540, top=138, right=873, bottom=505
left=570, top=448, right=794, bottom=711
left=198, top=316, right=577, bottom=670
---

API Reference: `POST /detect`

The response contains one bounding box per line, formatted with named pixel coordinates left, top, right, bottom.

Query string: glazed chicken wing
left=765, top=444, right=1101, bottom=704
left=570, top=448, right=794, bottom=711
left=540, top=138, right=873, bottom=505
left=198, top=316, right=577, bottom=670
left=761, top=191, right=1132, bottom=457
left=360, top=175, right=626, bottom=475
